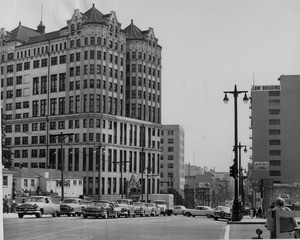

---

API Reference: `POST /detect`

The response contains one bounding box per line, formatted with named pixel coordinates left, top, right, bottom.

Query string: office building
left=160, top=125, right=185, bottom=196
left=250, top=75, right=300, bottom=184
left=0, top=4, right=162, bottom=199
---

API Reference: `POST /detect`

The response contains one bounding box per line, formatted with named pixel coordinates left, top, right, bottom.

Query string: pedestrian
left=258, top=207, right=262, bottom=218
left=3, top=195, right=9, bottom=213
left=265, top=197, right=299, bottom=238
left=11, top=198, right=16, bottom=213
left=253, top=207, right=256, bottom=218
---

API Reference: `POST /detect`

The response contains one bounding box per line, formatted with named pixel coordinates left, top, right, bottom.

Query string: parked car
left=59, top=198, right=85, bottom=217
left=133, top=202, right=150, bottom=217
left=213, top=206, right=232, bottom=221
left=112, top=203, right=122, bottom=218
left=184, top=206, right=214, bottom=218
left=82, top=201, right=117, bottom=219
left=15, top=196, right=60, bottom=218
left=115, top=199, right=135, bottom=218
left=145, top=203, right=160, bottom=216
left=173, top=205, right=187, bottom=216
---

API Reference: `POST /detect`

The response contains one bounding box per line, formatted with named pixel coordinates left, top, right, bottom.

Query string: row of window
left=126, top=51, right=161, bottom=65
left=6, top=131, right=160, bottom=150
left=2, top=34, right=126, bottom=62
left=6, top=119, right=161, bottom=136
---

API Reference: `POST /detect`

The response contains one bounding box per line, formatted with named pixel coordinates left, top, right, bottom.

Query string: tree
left=163, top=188, right=184, bottom=205
left=1, top=115, right=13, bottom=168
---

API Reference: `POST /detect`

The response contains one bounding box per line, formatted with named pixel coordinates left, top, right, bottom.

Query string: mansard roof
left=123, top=20, right=145, bottom=40
left=26, top=30, right=61, bottom=45
left=8, top=22, right=40, bottom=43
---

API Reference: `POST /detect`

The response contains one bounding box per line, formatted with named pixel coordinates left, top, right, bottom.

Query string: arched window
left=97, top=37, right=101, bottom=45
left=85, top=37, right=89, bottom=45
left=77, top=22, right=82, bottom=29
left=70, top=24, right=75, bottom=32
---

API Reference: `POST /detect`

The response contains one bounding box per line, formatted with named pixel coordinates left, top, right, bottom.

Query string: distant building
left=2, top=168, right=14, bottom=198
left=251, top=75, right=300, bottom=184
left=13, top=168, right=83, bottom=198
left=160, top=125, right=185, bottom=196
left=185, top=163, right=203, bottom=176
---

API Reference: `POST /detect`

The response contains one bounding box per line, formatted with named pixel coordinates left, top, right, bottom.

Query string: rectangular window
left=269, top=170, right=281, bottom=176
left=269, top=160, right=281, bottom=166
left=269, top=109, right=280, bottom=115
left=269, top=140, right=280, bottom=145
left=269, top=150, right=281, bottom=156
left=269, top=129, right=280, bottom=135
left=269, top=119, right=280, bottom=125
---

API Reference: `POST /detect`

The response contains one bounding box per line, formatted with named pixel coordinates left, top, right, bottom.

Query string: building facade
left=250, top=75, right=300, bottom=185
left=160, top=125, right=185, bottom=196
left=0, top=4, right=162, bottom=200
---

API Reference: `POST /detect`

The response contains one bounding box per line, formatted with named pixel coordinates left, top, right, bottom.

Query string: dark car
left=59, top=198, right=85, bottom=217
left=213, top=206, right=231, bottom=221
left=83, top=201, right=117, bottom=219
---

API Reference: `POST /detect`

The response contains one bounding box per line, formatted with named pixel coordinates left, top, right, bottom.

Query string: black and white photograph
left=1, top=0, right=300, bottom=239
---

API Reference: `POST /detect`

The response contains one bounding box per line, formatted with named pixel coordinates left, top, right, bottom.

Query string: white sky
left=1, top=0, right=300, bottom=172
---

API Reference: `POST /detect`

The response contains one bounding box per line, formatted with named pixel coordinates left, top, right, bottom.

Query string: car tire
left=52, top=211, right=57, bottom=217
left=214, top=217, right=218, bottom=221
left=174, top=213, right=177, bottom=216
left=206, top=214, right=212, bottom=218
left=186, top=212, right=191, bottom=217
left=18, top=213, right=24, bottom=218
left=56, top=212, right=60, bottom=217
left=36, top=211, right=42, bottom=218
left=83, top=214, right=87, bottom=219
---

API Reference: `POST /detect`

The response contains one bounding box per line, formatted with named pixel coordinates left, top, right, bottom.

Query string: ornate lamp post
left=223, top=85, right=249, bottom=221
left=95, top=144, right=105, bottom=200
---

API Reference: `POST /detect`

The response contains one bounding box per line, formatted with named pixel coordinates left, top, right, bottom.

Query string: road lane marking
left=224, top=224, right=230, bottom=240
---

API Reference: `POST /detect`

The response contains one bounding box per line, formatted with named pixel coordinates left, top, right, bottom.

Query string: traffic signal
left=229, top=165, right=237, bottom=178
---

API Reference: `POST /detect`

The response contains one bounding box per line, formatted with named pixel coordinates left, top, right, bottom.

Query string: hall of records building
left=0, top=4, right=162, bottom=198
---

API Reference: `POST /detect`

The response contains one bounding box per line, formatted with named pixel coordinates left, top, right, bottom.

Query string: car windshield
left=155, top=201, right=166, bottom=205
left=134, top=202, right=144, bottom=206
left=175, top=206, right=186, bottom=209
left=217, top=206, right=230, bottom=212
left=62, top=199, right=78, bottom=204
left=116, top=200, right=130, bottom=204
left=146, top=204, right=154, bottom=207
left=26, top=197, right=45, bottom=203
left=91, top=202, right=108, bottom=207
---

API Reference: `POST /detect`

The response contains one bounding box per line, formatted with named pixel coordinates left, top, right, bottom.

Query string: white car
left=184, top=206, right=214, bottom=218
left=15, top=196, right=60, bottom=218
left=173, top=205, right=187, bottom=215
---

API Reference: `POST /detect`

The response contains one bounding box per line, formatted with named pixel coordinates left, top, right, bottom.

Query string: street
left=3, top=214, right=270, bottom=240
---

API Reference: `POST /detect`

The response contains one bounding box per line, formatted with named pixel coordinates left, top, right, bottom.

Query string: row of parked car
left=173, top=205, right=232, bottom=221
left=15, top=196, right=164, bottom=219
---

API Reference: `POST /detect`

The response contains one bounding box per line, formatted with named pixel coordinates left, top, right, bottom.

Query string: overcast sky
left=1, top=0, right=300, bottom=172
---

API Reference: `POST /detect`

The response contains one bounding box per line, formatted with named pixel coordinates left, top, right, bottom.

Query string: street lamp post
left=96, top=144, right=105, bottom=201
left=223, top=84, right=248, bottom=221
left=51, top=132, right=74, bottom=201
left=236, top=142, right=247, bottom=208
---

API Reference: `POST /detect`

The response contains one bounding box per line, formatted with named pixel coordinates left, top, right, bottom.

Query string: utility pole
left=95, top=143, right=105, bottom=200
left=140, top=124, right=145, bottom=202
left=51, top=132, right=74, bottom=201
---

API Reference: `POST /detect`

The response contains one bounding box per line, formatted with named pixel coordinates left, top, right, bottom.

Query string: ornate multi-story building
left=0, top=4, right=162, bottom=200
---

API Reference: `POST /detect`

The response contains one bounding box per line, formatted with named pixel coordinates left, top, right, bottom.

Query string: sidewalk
left=229, top=215, right=300, bottom=225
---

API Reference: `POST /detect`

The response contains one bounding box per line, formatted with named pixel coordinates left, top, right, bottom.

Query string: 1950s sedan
left=59, top=198, right=85, bottom=217
left=15, top=196, right=60, bottom=218
left=82, top=201, right=117, bottom=219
